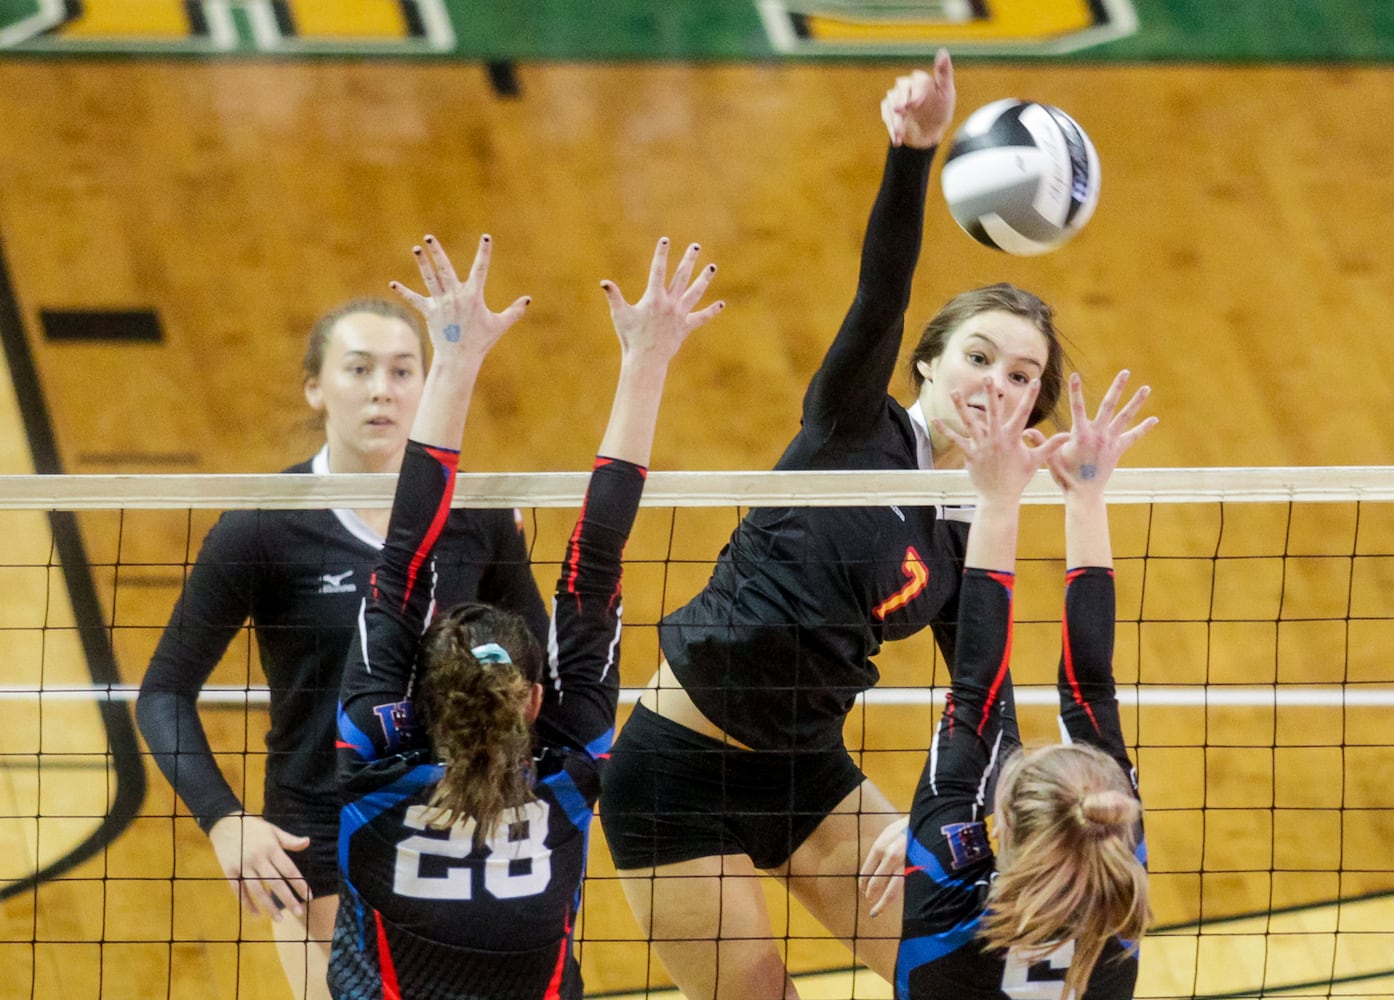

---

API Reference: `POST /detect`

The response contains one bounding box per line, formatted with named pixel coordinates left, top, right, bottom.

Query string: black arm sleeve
left=534, top=457, right=643, bottom=758
left=337, top=441, right=459, bottom=769
left=135, top=514, right=257, bottom=832
left=478, top=508, right=550, bottom=645
left=1058, top=566, right=1135, bottom=782
left=907, top=568, right=1016, bottom=886
left=801, top=144, right=936, bottom=442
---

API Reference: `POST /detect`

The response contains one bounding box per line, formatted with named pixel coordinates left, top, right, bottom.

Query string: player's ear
left=916, top=359, right=934, bottom=382
left=304, top=375, right=324, bottom=412
left=525, top=683, right=543, bottom=724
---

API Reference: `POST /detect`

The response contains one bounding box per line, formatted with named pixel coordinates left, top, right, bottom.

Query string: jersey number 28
left=393, top=800, right=553, bottom=901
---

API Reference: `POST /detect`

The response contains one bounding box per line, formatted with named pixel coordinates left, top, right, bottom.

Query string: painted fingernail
left=659, top=237, right=669, bottom=245
left=424, top=235, right=435, bottom=244
left=708, top=264, right=716, bottom=272
left=412, top=246, right=423, bottom=256
left=481, top=234, right=490, bottom=243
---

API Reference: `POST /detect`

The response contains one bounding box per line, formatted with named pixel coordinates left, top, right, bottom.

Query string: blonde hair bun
left=1079, top=789, right=1139, bottom=831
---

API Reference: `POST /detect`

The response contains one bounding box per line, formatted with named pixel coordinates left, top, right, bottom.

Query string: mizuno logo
left=319, top=570, right=356, bottom=594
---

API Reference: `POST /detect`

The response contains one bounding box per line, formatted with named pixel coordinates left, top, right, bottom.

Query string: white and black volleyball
left=941, top=99, right=1101, bottom=255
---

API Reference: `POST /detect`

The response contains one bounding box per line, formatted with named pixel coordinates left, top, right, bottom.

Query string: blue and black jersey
left=331, top=443, right=640, bottom=1000
left=898, top=567, right=1146, bottom=1000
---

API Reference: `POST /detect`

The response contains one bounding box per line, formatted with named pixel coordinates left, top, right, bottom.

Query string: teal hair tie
left=470, top=642, right=513, bottom=667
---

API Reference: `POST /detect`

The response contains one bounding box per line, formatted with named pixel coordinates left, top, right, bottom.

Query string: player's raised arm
left=539, top=238, right=723, bottom=754
left=338, top=235, right=529, bottom=764
left=1049, top=369, right=1156, bottom=764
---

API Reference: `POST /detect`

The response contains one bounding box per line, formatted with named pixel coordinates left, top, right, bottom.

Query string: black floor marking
left=0, top=232, right=146, bottom=902
left=40, top=308, right=163, bottom=342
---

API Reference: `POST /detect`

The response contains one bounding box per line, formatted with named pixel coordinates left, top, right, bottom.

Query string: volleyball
left=940, top=99, right=1101, bottom=255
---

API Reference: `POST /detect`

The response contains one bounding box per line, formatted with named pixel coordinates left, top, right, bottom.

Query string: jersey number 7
left=393, top=800, right=553, bottom=901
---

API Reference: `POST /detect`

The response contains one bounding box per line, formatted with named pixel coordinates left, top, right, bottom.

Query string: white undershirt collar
left=312, top=444, right=385, bottom=550
left=907, top=400, right=936, bottom=471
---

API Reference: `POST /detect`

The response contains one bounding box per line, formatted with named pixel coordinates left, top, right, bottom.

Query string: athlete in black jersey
left=599, top=54, right=1073, bottom=996
left=137, top=298, right=548, bottom=999
left=897, top=371, right=1155, bottom=1000
left=331, top=234, right=723, bottom=1000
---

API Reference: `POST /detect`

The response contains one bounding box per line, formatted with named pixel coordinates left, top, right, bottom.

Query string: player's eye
left=1010, top=372, right=1031, bottom=385
left=968, top=351, right=988, bottom=366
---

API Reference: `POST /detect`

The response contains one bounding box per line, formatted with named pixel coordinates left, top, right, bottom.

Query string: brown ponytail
left=982, top=743, right=1151, bottom=997
left=417, top=603, right=545, bottom=844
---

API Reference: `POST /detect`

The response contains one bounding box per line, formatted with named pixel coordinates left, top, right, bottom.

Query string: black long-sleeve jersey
left=660, top=143, right=970, bottom=751
left=137, top=447, right=549, bottom=837
left=898, top=567, right=1146, bottom=1000
left=330, top=445, right=639, bottom=1000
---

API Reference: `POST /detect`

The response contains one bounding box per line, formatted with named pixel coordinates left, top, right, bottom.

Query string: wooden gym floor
left=0, top=58, right=1393, bottom=998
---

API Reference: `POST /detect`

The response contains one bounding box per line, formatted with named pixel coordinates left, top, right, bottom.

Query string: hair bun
left=1080, top=789, right=1138, bottom=830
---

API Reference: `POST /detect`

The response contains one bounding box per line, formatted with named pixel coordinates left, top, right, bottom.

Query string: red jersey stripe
left=976, top=571, right=1015, bottom=738
left=543, top=912, right=573, bottom=1000
left=1061, top=568, right=1103, bottom=733
left=374, top=910, right=402, bottom=1000
left=401, top=449, right=459, bottom=613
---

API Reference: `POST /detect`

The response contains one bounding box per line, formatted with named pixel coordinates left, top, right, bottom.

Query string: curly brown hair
left=417, top=603, right=545, bottom=845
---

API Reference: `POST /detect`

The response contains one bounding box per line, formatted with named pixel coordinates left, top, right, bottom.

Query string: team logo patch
left=373, top=700, right=417, bottom=750
left=319, top=569, right=356, bottom=594
left=941, top=821, right=992, bottom=870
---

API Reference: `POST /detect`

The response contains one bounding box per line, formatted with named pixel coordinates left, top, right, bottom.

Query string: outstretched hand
left=881, top=48, right=956, bottom=149
left=1047, top=370, right=1158, bottom=496
left=391, top=234, right=530, bottom=360
left=933, top=378, right=1066, bottom=506
left=600, top=238, right=724, bottom=363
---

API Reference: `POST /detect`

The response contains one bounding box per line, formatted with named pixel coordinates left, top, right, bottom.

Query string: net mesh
left=1, top=469, right=1392, bottom=999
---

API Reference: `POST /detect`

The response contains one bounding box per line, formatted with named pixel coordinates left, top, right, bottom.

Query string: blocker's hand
left=859, top=815, right=910, bottom=918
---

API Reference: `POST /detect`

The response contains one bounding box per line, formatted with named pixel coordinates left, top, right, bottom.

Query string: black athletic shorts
left=263, top=797, right=340, bottom=901
left=599, top=703, right=866, bottom=872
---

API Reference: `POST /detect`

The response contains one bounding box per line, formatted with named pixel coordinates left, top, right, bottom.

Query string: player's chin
left=357, top=429, right=407, bottom=455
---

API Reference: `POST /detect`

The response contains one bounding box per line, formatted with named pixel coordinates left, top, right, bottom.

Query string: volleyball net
left=2, top=467, right=1393, bottom=999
